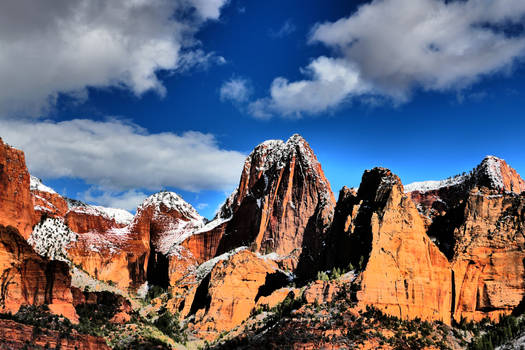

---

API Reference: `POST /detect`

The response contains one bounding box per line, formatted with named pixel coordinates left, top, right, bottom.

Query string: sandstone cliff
left=0, top=225, right=77, bottom=321
left=0, top=138, right=35, bottom=239
left=203, top=134, right=336, bottom=278
left=328, top=168, right=453, bottom=323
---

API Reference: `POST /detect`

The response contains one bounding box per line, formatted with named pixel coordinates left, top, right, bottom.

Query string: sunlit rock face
left=0, top=138, right=35, bottom=239
left=0, top=225, right=78, bottom=322
left=328, top=168, right=453, bottom=324
left=202, top=134, right=336, bottom=278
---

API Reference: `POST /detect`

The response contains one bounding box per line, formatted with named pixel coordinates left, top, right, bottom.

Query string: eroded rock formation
left=0, top=139, right=35, bottom=239
left=329, top=168, right=453, bottom=323
left=0, top=225, right=77, bottom=321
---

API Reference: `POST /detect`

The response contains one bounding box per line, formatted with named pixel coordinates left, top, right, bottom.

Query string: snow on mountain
left=404, top=174, right=468, bottom=193
left=404, top=156, right=507, bottom=193
left=30, top=175, right=57, bottom=194
left=28, top=217, right=77, bottom=262
left=476, top=155, right=505, bottom=189
left=67, top=198, right=134, bottom=225
left=249, top=134, right=319, bottom=172
left=139, top=191, right=204, bottom=222
left=138, top=191, right=207, bottom=256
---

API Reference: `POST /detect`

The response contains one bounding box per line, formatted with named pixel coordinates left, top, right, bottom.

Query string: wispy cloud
left=269, top=20, right=297, bottom=38
left=220, top=77, right=253, bottom=104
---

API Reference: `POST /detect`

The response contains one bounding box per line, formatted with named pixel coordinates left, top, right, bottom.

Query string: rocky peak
left=137, top=191, right=204, bottom=223
left=210, top=134, right=335, bottom=277
left=472, top=155, right=525, bottom=193
left=405, top=155, right=524, bottom=195
left=357, top=167, right=403, bottom=208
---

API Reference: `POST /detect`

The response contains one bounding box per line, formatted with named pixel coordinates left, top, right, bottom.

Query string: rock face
left=188, top=249, right=290, bottom=340
left=0, top=139, right=35, bottom=239
left=331, top=168, right=453, bottom=323
left=405, top=156, right=525, bottom=322
left=0, top=319, right=109, bottom=350
left=208, top=134, right=336, bottom=277
left=0, top=225, right=77, bottom=321
left=131, top=191, right=207, bottom=289
left=451, top=189, right=525, bottom=322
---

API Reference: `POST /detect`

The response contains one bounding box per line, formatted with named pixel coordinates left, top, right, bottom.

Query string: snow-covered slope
left=137, top=191, right=206, bottom=256
left=67, top=199, right=134, bottom=225
left=28, top=218, right=77, bottom=262
left=138, top=191, right=204, bottom=222
left=404, top=155, right=512, bottom=193
left=30, top=175, right=57, bottom=194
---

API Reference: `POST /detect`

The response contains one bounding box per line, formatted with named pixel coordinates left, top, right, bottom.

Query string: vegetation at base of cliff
left=0, top=287, right=188, bottom=349
left=466, top=314, right=525, bottom=350
left=0, top=305, right=76, bottom=338
left=76, top=287, right=187, bottom=349
left=214, top=289, right=456, bottom=350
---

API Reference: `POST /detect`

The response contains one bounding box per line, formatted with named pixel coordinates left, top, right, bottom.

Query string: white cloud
left=251, top=0, right=525, bottom=117
left=249, top=57, right=370, bottom=118
left=0, top=118, right=246, bottom=193
left=0, top=0, right=229, bottom=117
left=220, top=77, right=253, bottom=103
left=82, top=189, right=148, bottom=212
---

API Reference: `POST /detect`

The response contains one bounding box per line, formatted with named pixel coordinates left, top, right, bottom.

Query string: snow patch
left=139, top=191, right=203, bottom=222
left=30, top=175, right=57, bottom=194
left=28, top=218, right=77, bottom=262
left=194, top=246, right=248, bottom=281
left=67, top=199, right=133, bottom=225
left=404, top=174, right=467, bottom=193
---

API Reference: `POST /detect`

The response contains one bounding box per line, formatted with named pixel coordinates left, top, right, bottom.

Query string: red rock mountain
left=327, top=168, right=453, bottom=323
left=324, top=157, right=525, bottom=326
left=203, top=134, right=335, bottom=274
left=2, top=133, right=525, bottom=345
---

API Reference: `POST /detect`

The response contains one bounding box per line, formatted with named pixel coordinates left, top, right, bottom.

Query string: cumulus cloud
left=0, top=118, right=246, bottom=192
left=0, top=0, right=229, bottom=117
left=249, top=57, right=370, bottom=118
left=220, top=77, right=253, bottom=103
left=251, top=0, right=525, bottom=117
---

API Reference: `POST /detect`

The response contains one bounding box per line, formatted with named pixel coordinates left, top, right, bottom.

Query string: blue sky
left=1, top=0, right=525, bottom=218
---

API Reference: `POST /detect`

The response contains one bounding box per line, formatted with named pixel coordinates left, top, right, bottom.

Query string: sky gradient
left=1, top=0, right=525, bottom=218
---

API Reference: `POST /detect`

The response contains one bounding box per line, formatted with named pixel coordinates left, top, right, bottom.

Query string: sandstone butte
left=1, top=134, right=525, bottom=343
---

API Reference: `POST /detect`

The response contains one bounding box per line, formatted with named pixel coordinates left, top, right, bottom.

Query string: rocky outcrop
left=204, top=134, right=336, bottom=278
left=30, top=175, right=69, bottom=224
left=329, top=168, right=453, bottom=324
left=451, top=188, right=525, bottom=322
left=188, top=249, right=290, bottom=340
left=0, top=225, right=77, bottom=321
left=0, top=319, right=109, bottom=350
left=405, top=156, right=525, bottom=322
left=129, top=191, right=210, bottom=291
left=0, top=139, right=35, bottom=239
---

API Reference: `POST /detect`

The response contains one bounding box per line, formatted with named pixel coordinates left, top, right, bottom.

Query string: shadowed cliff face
left=208, top=135, right=336, bottom=279
left=328, top=168, right=453, bottom=323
